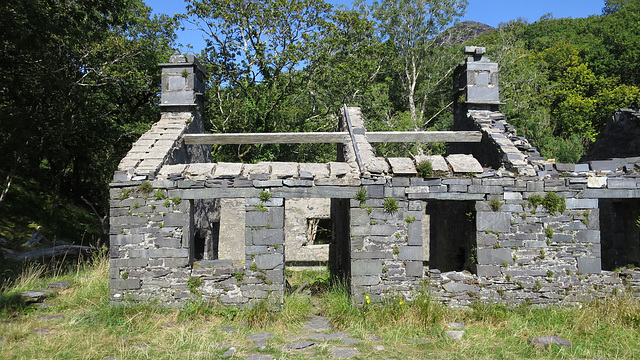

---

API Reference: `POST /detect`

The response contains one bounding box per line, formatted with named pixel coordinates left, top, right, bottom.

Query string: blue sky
left=145, top=0, right=606, bottom=53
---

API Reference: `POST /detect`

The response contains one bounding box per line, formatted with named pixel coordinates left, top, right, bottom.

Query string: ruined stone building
left=109, top=48, right=640, bottom=307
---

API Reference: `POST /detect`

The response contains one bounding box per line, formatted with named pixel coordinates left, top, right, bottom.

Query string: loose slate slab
left=222, top=347, right=235, bottom=358
left=157, top=164, right=187, bottom=178
left=213, top=162, right=243, bottom=178
left=47, top=282, right=70, bottom=290
left=245, top=354, right=275, bottom=360
left=185, top=163, right=215, bottom=180
left=21, top=290, right=55, bottom=303
left=387, top=157, right=417, bottom=176
left=283, top=340, right=315, bottom=350
left=529, top=336, right=572, bottom=347
left=264, top=162, right=299, bottom=179
left=247, top=332, right=275, bottom=342
left=363, top=157, right=389, bottom=174
left=329, top=162, right=353, bottom=178
left=303, top=316, right=332, bottom=332
left=414, top=155, right=449, bottom=173
left=331, top=347, right=359, bottom=359
left=446, top=154, right=483, bottom=173
left=242, top=163, right=271, bottom=177
left=299, top=163, right=329, bottom=179
left=447, top=330, right=464, bottom=340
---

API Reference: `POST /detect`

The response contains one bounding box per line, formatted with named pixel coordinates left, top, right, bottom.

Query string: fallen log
left=3, top=245, right=97, bottom=261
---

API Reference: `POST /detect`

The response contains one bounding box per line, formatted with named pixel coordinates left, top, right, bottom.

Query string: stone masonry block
left=407, top=222, right=422, bottom=246
left=252, top=229, right=284, bottom=245
left=405, top=261, right=423, bottom=277
left=351, top=260, right=382, bottom=276
left=399, top=246, right=423, bottom=261
left=565, top=199, right=598, bottom=210
left=352, top=276, right=381, bottom=286
left=111, top=216, right=148, bottom=227
left=364, top=185, right=384, bottom=198
left=254, top=254, right=283, bottom=270
left=111, top=258, right=148, bottom=268
left=164, top=213, right=189, bottom=227
left=149, top=248, right=189, bottom=258
left=476, top=265, right=501, bottom=277
left=477, top=248, right=513, bottom=265
left=245, top=208, right=284, bottom=228
left=350, top=208, right=370, bottom=226
left=153, top=237, right=181, bottom=248
left=608, top=178, right=637, bottom=189
left=477, top=212, right=511, bottom=232
left=110, top=234, right=143, bottom=246
left=578, top=257, right=601, bottom=274
left=476, top=232, right=498, bottom=247
left=111, top=278, right=141, bottom=290
left=576, top=230, right=600, bottom=243
left=551, top=234, right=574, bottom=243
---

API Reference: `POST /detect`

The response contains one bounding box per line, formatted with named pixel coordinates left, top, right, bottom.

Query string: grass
left=1, top=258, right=640, bottom=359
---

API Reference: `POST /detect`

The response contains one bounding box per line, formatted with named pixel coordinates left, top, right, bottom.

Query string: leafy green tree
left=0, top=0, right=176, bottom=243
left=364, top=0, right=468, bottom=124
left=187, top=0, right=332, bottom=162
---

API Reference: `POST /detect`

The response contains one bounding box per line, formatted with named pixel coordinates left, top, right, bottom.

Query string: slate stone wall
left=109, top=52, right=640, bottom=308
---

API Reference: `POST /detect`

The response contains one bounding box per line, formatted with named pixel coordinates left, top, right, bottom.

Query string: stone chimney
left=453, top=46, right=502, bottom=129
left=159, top=54, right=205, bottom=111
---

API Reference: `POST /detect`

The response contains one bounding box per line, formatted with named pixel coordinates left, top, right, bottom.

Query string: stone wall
left=109, top=51, right=640, bottom=308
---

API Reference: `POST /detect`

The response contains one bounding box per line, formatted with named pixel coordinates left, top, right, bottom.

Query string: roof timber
left=182, top=131, right=482, bottom=145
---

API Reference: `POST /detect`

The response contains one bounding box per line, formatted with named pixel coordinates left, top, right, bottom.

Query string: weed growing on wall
left=416, top=160, right=433, bottom=178
left=383, top=198, right=398, bottom=214
left=259, top=189, right=271, bottom=202
left=354, top=188, right=368, bottom=205
left=489, top=197, right=502, bottom=211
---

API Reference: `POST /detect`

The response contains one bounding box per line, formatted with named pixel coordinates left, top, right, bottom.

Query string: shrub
left=542, top=192, right=566, bottom=215
left=259, top=189, right=271, bottom=202
left=416, top=160, right=433, bottom=178
left=489, top=197, right=502, bottom=212
left=137, top=181, right=153, bottom=193
left=383, top=198, right=399, bottom=214
left=354, top=188, right=368, bottom=204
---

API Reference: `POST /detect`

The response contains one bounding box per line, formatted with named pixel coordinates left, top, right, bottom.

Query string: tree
left=365, top=0, right=468, bottom=124
left=0, top=0, right=177, bottom=243
left=187, top=0, right=332, bottom=162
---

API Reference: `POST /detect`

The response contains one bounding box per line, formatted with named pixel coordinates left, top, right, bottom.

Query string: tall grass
left=1, top=256, right=640, bottom=359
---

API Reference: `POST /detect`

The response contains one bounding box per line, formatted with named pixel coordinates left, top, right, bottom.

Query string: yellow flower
left=365, top=295, right=369, bottom=300
left=399, top=301, right=404, bottom=305
left=366, top=299, right=370, bottom=304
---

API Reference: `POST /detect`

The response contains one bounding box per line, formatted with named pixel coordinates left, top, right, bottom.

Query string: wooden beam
left=366, top=131, right=481, bottom=143
left=183, top=132, right=351, bottom=145
left=183, top=131, right=482, bottom=145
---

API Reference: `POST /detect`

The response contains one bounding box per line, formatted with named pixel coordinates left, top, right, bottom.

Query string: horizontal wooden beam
left=183, top=131, right=482, bottom=145
left=183, top=132, right=351, bottom=145
left=366, top=131, right=482, bottom=143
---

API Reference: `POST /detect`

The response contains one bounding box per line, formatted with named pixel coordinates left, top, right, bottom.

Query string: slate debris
left=529, top=336, right=572, bottom=347
left=282, top=340, right=315, bottom=350
left=331, top=346, right=359, bottom=359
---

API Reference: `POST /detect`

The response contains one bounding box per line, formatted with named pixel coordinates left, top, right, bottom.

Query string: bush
left=383, top=198, right=399, bottom=214
left=416, top=160, right=433, bottom=178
